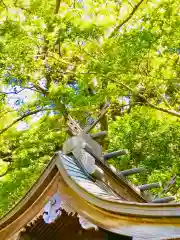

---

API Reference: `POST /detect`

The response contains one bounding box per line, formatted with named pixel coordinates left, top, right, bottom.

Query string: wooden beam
left=104, top=150, right=128, bottom=160
left=108, top=164, right=117, bottom=173
left=139, top=183, right=160, bottom=191
left=83, top=103, right=110, bottom=134
left=90, top=131, right=108, bottom=139
left=161, top=175, right=176, bottom=194
left=120, top=168, right=145, bottom=176
left=152, top=197, right=175, bottom=203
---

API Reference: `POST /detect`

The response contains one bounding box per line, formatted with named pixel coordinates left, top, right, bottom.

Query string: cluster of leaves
left=0, top=0, right=179, bottom=215
left=0, top=115, right=67, bottom=215
left=108, top=107, right=180, bottom=198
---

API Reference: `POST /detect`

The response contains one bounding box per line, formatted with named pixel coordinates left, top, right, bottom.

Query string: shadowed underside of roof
left=22, top=210, right=105, bottom=240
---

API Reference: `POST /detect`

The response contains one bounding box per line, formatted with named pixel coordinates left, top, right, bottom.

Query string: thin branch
left=112, top=79, right=180, bottom=118
left=0, top=156, right=12, bottom=162
left=26, top=86, right=43, bottom=94
left=146, top=44, right=152, bottom=75
left=57, top=69, right=180, bottom=82
left=32, top=83, right=48, bottom=95
left=58, top=42, right=62, bottom=57
left=0, top=86, right=42, bottom=97
left=0, top=88, right=28, bottom=96
left=161, top=94, right=172, bottom=109
left=0, top=108, right=56, bottom=135
left=57, top=70, right=97, bottom=75
left=128, top=0, right=134, bottom=8
left=110, top=0, right=145, bottom=38
left=45, top=73, right=52, bottom=90
left=55, top=0, right=61, bottom=14
left=145, top=102, right=180, bottom=118
left=13, top=0, right=30, bottom=12
left=0, top=87, right=42, bottom=102
left=0, top=0, right=8, bottom=12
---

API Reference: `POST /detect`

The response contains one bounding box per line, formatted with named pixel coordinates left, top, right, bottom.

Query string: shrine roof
left=0, top=152, right=180, bottom=240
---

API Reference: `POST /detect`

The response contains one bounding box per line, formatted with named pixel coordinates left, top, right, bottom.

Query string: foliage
left=0, top=0, right=179, bottom=215
left=109, top=107, right=180, bottom=198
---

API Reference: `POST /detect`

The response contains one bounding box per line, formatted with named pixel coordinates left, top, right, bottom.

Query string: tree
left=0, top=0, right=179, bottom=215
left=109, top=107, right=180, bottom=199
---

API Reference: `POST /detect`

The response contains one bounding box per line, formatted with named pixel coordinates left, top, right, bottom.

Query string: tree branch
left=110, top=0, right=145, bottom=38
left=0, top=0, right=8, bottom=12
left=57, top=70, right=97, bottom=75
left=160, top=94, right=172, bottom=109
left=58, top=41, right=62, bottom=57
left=0, top=86, right=42, bottom=98
left=111, top=79, right=180, bottom=118
left=32, top=83, right=48, bottom=95
left=144, top=102, right=180, bottom=118
left=128, top=0, right=134, bottom=9
left=1, top=156, right=12, bottom=162
left=55, top=0, right=61, bottom=14
left=13, top=0, right=30, bottom=12
left=0, top=88, right=29, bottom=96
left=0, top=108, right=56, bottom=135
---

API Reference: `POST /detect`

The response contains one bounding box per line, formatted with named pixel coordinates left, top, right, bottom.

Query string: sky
left=5, top=85, right=41, bottom=130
